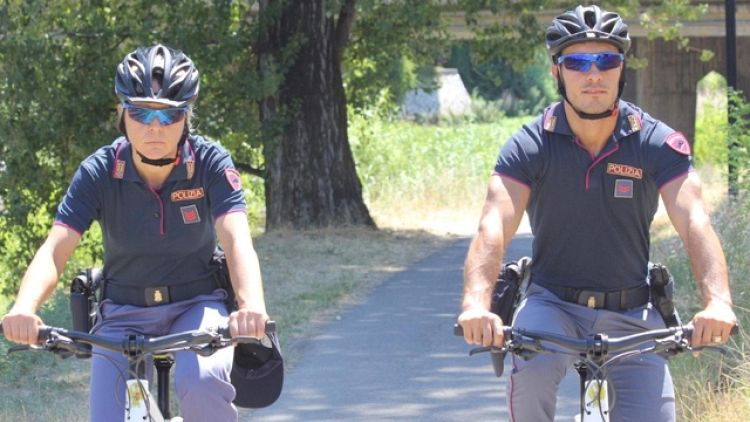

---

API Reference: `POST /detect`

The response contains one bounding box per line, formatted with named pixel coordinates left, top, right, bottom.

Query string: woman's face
left=123, top=101, right=187, bottom=160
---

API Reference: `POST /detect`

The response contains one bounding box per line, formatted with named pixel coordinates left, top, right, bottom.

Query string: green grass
left=350, top=115, right=527, bottom=233
left=650, top=188, right=750, bottom=422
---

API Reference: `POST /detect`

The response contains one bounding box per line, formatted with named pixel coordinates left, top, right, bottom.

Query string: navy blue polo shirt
left=55, top=135, right=246, bottom=289
left=495, top=100, right=692, bottom=291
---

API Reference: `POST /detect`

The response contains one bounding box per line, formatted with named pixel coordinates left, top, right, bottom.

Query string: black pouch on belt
left=648, top=262, right=681, bottom=328
left=489, top=257, right=531, bottom=377
left=212, top=248, right=238, bottom=312
left=69, top=268, right=103, bottom=334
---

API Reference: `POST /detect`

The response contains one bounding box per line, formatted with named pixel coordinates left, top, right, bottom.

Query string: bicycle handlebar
left=1, top=321, right=276, bottom=358
left=454, top=323, right=737, bottom=360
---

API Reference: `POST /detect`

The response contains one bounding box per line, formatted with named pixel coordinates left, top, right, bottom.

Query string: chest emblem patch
left=607, top=163, right=643, bottom=179
left=180, top=204, right=201, bottom=224
left=665, top=132, right=691, bottom=156
left=225, top=168, right=243, bottom=191
left=614, top=179, right=634, bottom=199
left=171, top=188, right=204, bottom=202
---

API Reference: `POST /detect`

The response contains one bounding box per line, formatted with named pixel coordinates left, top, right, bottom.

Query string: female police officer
left=1, top=44, right=268, bottom=421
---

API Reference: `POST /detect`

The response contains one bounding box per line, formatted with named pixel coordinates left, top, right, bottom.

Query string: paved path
left=251, top=233, right=580, bottom=421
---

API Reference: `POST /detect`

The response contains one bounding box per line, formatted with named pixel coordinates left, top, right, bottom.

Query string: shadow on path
left=251, top=234, right=579, bottom=421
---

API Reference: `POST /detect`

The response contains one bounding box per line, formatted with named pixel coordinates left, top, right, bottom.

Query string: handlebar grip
left=0, top=323, right=63, bottom=343
left=217, top=320, right=276, bottom=338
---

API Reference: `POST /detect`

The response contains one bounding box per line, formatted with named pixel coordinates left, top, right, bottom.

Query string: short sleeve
left=646, top=124, right=693, bottom=188
left=55, top=164, right=100, bottom=234
left=494, top=125, right=544, bottom=189
left=205, top=149, right=247, bottom=218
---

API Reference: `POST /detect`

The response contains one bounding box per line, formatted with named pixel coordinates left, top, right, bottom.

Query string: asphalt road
left=251, top=233, right=580, bottom=422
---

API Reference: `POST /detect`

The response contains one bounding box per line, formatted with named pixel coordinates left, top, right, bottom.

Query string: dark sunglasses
left=123, top=103, right=188, bottom=126
left=557, top=52, right=624, bottom=72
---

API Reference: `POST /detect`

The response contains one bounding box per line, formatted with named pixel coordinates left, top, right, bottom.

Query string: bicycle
left=1, top=321, right=275, bottom=422
left=454, top=323, right=737, bottom=422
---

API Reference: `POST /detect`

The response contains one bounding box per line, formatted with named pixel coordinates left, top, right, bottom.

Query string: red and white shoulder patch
left=665, top=132, right=691, bottom=156
left=225, top=168, right=243, bottom=191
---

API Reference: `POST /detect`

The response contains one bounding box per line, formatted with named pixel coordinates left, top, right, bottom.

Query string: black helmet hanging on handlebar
left=231, top=331, right=284, bottom=408
left=115, top=44, right=200, bottom=107
left=545, top=5, right=631, bottom=62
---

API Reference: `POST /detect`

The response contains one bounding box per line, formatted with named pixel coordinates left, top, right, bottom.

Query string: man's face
left=551, top=41, right=623, bottom=115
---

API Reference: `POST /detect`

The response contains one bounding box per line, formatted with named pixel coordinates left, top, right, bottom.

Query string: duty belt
left=103, top=278, right=219, bottom=307
left=541, top=283, right=650, bottom=311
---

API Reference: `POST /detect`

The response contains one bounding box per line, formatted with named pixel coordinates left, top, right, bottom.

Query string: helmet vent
left=583, top=10, right=597, bottom=29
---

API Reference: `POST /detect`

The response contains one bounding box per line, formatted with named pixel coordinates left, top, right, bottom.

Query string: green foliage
left=344, top=1, right=446, bottom=112
left=349, top=112, right=527, bottom=207
left=694, top=72, right=728, bottom=167
left=448, top=43, right=556, bottom=116
left=727, top=89, right=750, bottom=191
left=0, top=1, right=269, bottom=293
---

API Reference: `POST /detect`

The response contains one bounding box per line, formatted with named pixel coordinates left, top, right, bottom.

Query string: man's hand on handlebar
left=457, top=308, right=504, bottom=348
left=1, top=309, right=44, bottom=345
left=690, top=301, right=737, bottom=347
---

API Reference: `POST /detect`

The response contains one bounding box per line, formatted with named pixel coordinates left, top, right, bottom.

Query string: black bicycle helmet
left=115, top=44, right=199, bottom=107
left=231, top=331, right=284, bottom=408
left=546, top=5, right=631, bottom=61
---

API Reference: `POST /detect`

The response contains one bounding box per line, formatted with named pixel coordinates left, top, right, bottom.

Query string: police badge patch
left=665, top=132, right=691, bottom=156
left=614, top=179, right=634, bottom=199
left=225, top=168, right=242, bottom=191
left=180, top=204, right=201, bottom=224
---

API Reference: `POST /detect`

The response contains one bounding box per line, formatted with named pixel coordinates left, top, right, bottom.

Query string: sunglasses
left=557, top=52, right=624, bottom=72
left=123, top=103, right=188, bottom=126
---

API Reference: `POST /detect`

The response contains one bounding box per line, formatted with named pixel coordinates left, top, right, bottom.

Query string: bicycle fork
left=574, top=362, right=610, bottom=422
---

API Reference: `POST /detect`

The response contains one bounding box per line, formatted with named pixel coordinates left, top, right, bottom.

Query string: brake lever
left=8, top=344, right=36, bottom=354
left=468, top=345, right=505, bottom=356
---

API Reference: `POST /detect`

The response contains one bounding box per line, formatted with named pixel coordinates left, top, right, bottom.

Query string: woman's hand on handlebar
left=228, top=308, right=269, bottom=339
left=457, top=308, right=504, bottom=348
left=1, top=309, right=44, bottom=345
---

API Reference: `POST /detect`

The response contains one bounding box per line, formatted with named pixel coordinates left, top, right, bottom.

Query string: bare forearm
left=225, top=241, right=266, bottom=312
left=13, top=243, right=67, bottom=313
left=463, top=227, right=505, bottom=311
left=685, top=222, right=732, bottom=308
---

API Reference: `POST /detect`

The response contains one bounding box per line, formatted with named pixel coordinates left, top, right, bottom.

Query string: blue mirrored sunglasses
left=557, top=52, right=624, bottom=72
left=123, top=103, right=188, bottom=126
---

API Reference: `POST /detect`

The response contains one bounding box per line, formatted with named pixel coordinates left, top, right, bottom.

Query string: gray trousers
left=89, top=291, right=237, bottom=422
left=508, top=284, right=676, bottom=422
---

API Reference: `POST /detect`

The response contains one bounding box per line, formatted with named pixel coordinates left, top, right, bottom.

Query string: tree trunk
left=257, top=0, right=374, bottom=230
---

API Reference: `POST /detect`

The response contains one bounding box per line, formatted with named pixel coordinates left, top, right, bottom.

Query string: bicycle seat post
left=154, top=354, right=175, bottom=419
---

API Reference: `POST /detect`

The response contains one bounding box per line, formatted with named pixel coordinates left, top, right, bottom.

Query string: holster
left=69, top=268, right=103, bottom=334
left=212, top=248, right=239, bottom=312
left=648, top=262, right=681, bottom=328
left=489, top=256, right=531, bottom=377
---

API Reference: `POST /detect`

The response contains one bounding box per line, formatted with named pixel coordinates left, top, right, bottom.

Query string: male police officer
left=458, top=5, right=737, bottom=421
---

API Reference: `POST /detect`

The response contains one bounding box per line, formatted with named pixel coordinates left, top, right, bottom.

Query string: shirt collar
left=543, top=100, right=643, bottom=140
left=111, top=136, right=196, bottom=182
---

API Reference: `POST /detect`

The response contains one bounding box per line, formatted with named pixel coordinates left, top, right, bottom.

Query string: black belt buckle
left=145, top=286, right=170, bottom=306
left=578, top=290, right=605, bottom=309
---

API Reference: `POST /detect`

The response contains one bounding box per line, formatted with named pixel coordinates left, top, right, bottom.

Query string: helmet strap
left=131, top=131, right=188, bottom=167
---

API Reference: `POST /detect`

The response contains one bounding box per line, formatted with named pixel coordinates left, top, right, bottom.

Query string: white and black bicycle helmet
left=545, top=5, right=631, bottom=62
left=115, top=44, right=200, bottom=107
left=545, top=5, right=630, bottom=120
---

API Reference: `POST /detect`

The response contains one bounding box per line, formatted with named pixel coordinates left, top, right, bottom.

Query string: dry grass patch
left=255, top=227, right=452, bottom=362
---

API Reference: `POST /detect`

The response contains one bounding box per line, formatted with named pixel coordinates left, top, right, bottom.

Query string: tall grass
left=650, top=83, right=750, bottom=421
left=350, top=114, right=527, bottom=233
